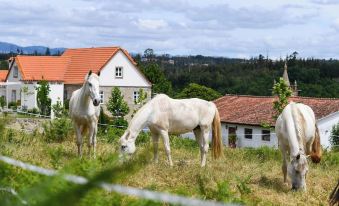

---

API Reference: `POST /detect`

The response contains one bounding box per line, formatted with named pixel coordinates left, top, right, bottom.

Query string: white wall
left=100, top=50, right=151, bottom=87
left=49, top=82, right=64, bottom=105
left=317, top=112, right=339, bottom=149
left=221, top=123, right=278, bottom=148
left=6, top=62, right=22, bottom=106
left=180, top=123, right=278, bottom=149
left=21, top=82, right=37, bottom=109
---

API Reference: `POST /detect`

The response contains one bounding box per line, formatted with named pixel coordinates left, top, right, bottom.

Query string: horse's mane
left=291, top=103, right=306, bottom=153
left=127, top=96, right=154, bottom=132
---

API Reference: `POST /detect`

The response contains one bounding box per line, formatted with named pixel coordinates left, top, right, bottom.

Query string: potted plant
left=228, top=134, right=237, bottom=148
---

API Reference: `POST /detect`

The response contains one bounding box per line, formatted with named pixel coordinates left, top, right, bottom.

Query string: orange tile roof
left=9, top=46, right=139, bottom=84
left=214, top=95, right=339, bottom=126
left=14, top=56, right=69, bottom=81
left=0, top=70, right=8, bottom=82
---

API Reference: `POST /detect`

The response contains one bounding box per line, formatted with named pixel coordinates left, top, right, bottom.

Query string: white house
left=0, top=70, right=8, bottom=101
left=4, top=46, right=152, bottom=117
left=214, top=95, right=339, bottom=149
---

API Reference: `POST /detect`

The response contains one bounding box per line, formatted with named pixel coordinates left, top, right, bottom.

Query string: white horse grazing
left=119, top=94, right=223, bottom=167
left=275, top=102, right=322, bottom=191
left=69, top=70, right=101, bottom=157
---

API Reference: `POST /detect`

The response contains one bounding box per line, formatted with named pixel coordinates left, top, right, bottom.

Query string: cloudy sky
left=1, top=0, right=339, bottom=58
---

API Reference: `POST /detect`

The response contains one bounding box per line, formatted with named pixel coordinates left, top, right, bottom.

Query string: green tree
left=330, top=122, right=339, bottom=150
left=0, top=60, right=8, bottom=69
left=107, top=87, right=129, bottom=126
left=176, top=83, right=222, bottom=101
left=52, top=98, right=67, bottom=118
left=132, top=88, right=148, bottom=117
left=143, top=48, right=155, bottom=60
left=140, top=62, right=172, bottom=96
left=272, top=77, right=292, bottom=119
left=0, top=96, right=5, bottom=108
left=45, top=47, right=51, bottom=56
left=36, top=79, right=51, bottom=116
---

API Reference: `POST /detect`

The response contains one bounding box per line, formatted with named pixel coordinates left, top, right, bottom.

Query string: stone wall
left=100, top=86, right=152, bottom=120
left=64, top=84, right=82, bottom=100
left=64, top=85, right=152, bottom=121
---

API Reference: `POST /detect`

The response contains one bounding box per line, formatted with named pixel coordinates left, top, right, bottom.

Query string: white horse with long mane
left=119, top=94, right=223, bottom=167
left=275, top=102, right=322, bottom=191
left=69, top=70, right=101, bottom=157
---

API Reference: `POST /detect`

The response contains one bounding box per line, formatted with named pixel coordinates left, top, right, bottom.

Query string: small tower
left=282, top=62, right=298, bottom=96
left=282, top=62, right=291, bottom=87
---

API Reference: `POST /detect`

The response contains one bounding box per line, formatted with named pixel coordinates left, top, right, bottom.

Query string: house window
left=100, top=91, right=104, bottom=104
left=133, top=91, right=139, bottom=103
left=13, top=66, right=18, bottom=78
left=11, top=90, right=16, bottom=102
left=245, top=128, right=253, bottom=139
left=262, top=130, right=271, bottom=141
left=115, top=67, right=123, bottom=78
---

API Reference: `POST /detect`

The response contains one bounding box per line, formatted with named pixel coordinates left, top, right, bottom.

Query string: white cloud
left=332, top=18, right=339, bottom=30
left=0, top=0, right=339, bottom=58
left=134, top=19, right=169, bottom=30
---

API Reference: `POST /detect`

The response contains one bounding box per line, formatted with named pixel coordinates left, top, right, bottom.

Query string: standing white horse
left=275, top=102, right=322, bottom=191
left=69, top=70, right=101, bottom=157
left=119, top=94, right=223, bottom=167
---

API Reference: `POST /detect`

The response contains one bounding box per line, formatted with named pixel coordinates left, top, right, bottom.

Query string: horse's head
left=119, top=130, right=136, bottom=155
left=85, top=70, right=100, bottom=106
left=288, top=153, right=309, bottom=191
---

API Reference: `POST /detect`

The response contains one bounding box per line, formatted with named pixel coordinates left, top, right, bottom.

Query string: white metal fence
left=0, top=155, right=238, bottom=206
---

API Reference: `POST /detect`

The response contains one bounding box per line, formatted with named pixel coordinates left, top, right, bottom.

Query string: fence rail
left=0, top=155, right=237, bottom=206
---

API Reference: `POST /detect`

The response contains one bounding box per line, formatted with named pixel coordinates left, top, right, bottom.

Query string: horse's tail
left=291, top=103, right=305, bottom=151
left=212, top=107, right=223, bottom=159
left=310, top=124, right=322, bottom=163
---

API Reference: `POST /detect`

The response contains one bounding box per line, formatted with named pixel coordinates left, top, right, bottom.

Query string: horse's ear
left=88, top=70, right=92, bottom=76
left=97, top=71, right=101, bottom=76
left=296, top=154, right=300, bottom=160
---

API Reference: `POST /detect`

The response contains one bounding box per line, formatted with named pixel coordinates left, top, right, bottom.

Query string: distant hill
left=0, top=42, right=65, bottom=55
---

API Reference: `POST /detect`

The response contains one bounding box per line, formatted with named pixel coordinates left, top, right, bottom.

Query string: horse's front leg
left=151, top=132, right=160, bottom=163
left=280, top=145, right=288, bottom=184
left=88, top=123, right=96, bottom=158
left=160, top=130, right=173, bottom=166
left=75, top=124, right=83, bottom=157
left=92, top=123, right=98, bottom=158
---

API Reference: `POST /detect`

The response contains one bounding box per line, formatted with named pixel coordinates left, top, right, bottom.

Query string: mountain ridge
left=0, top=42, right=65, bottom=55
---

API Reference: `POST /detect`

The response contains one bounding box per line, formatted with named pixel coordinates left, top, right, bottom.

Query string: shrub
left=0, top=118, right=8, bottom=142
left=0, top=96, right=5, bottom=108
left=170, top=135, right=197, bottom=150
left=27, top=107, right=40, bottom=114
left=51, top=99, right=68, bottom=118
left=43, top=117, right=73, bottom=142
left=135, top=131, right=151, bottom=146
left=112, top=117, right=128, bottom=128
left=99, top=127, right=125, bottom=143
left=8, top=101, right=17, bottom=110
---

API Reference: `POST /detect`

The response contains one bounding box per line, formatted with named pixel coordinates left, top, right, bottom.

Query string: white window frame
left=115, top=66, right=123, bottom=78
left=11, top=90, right=16, bottom=102
left=13, top=66, right=18, bottom=78
left=100, top=91, right=104, bottom=104
left=133, top=91, right=139, bottom=103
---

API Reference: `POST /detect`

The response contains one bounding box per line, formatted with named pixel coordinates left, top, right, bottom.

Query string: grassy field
left=0, top=118, right=339, bottom=206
